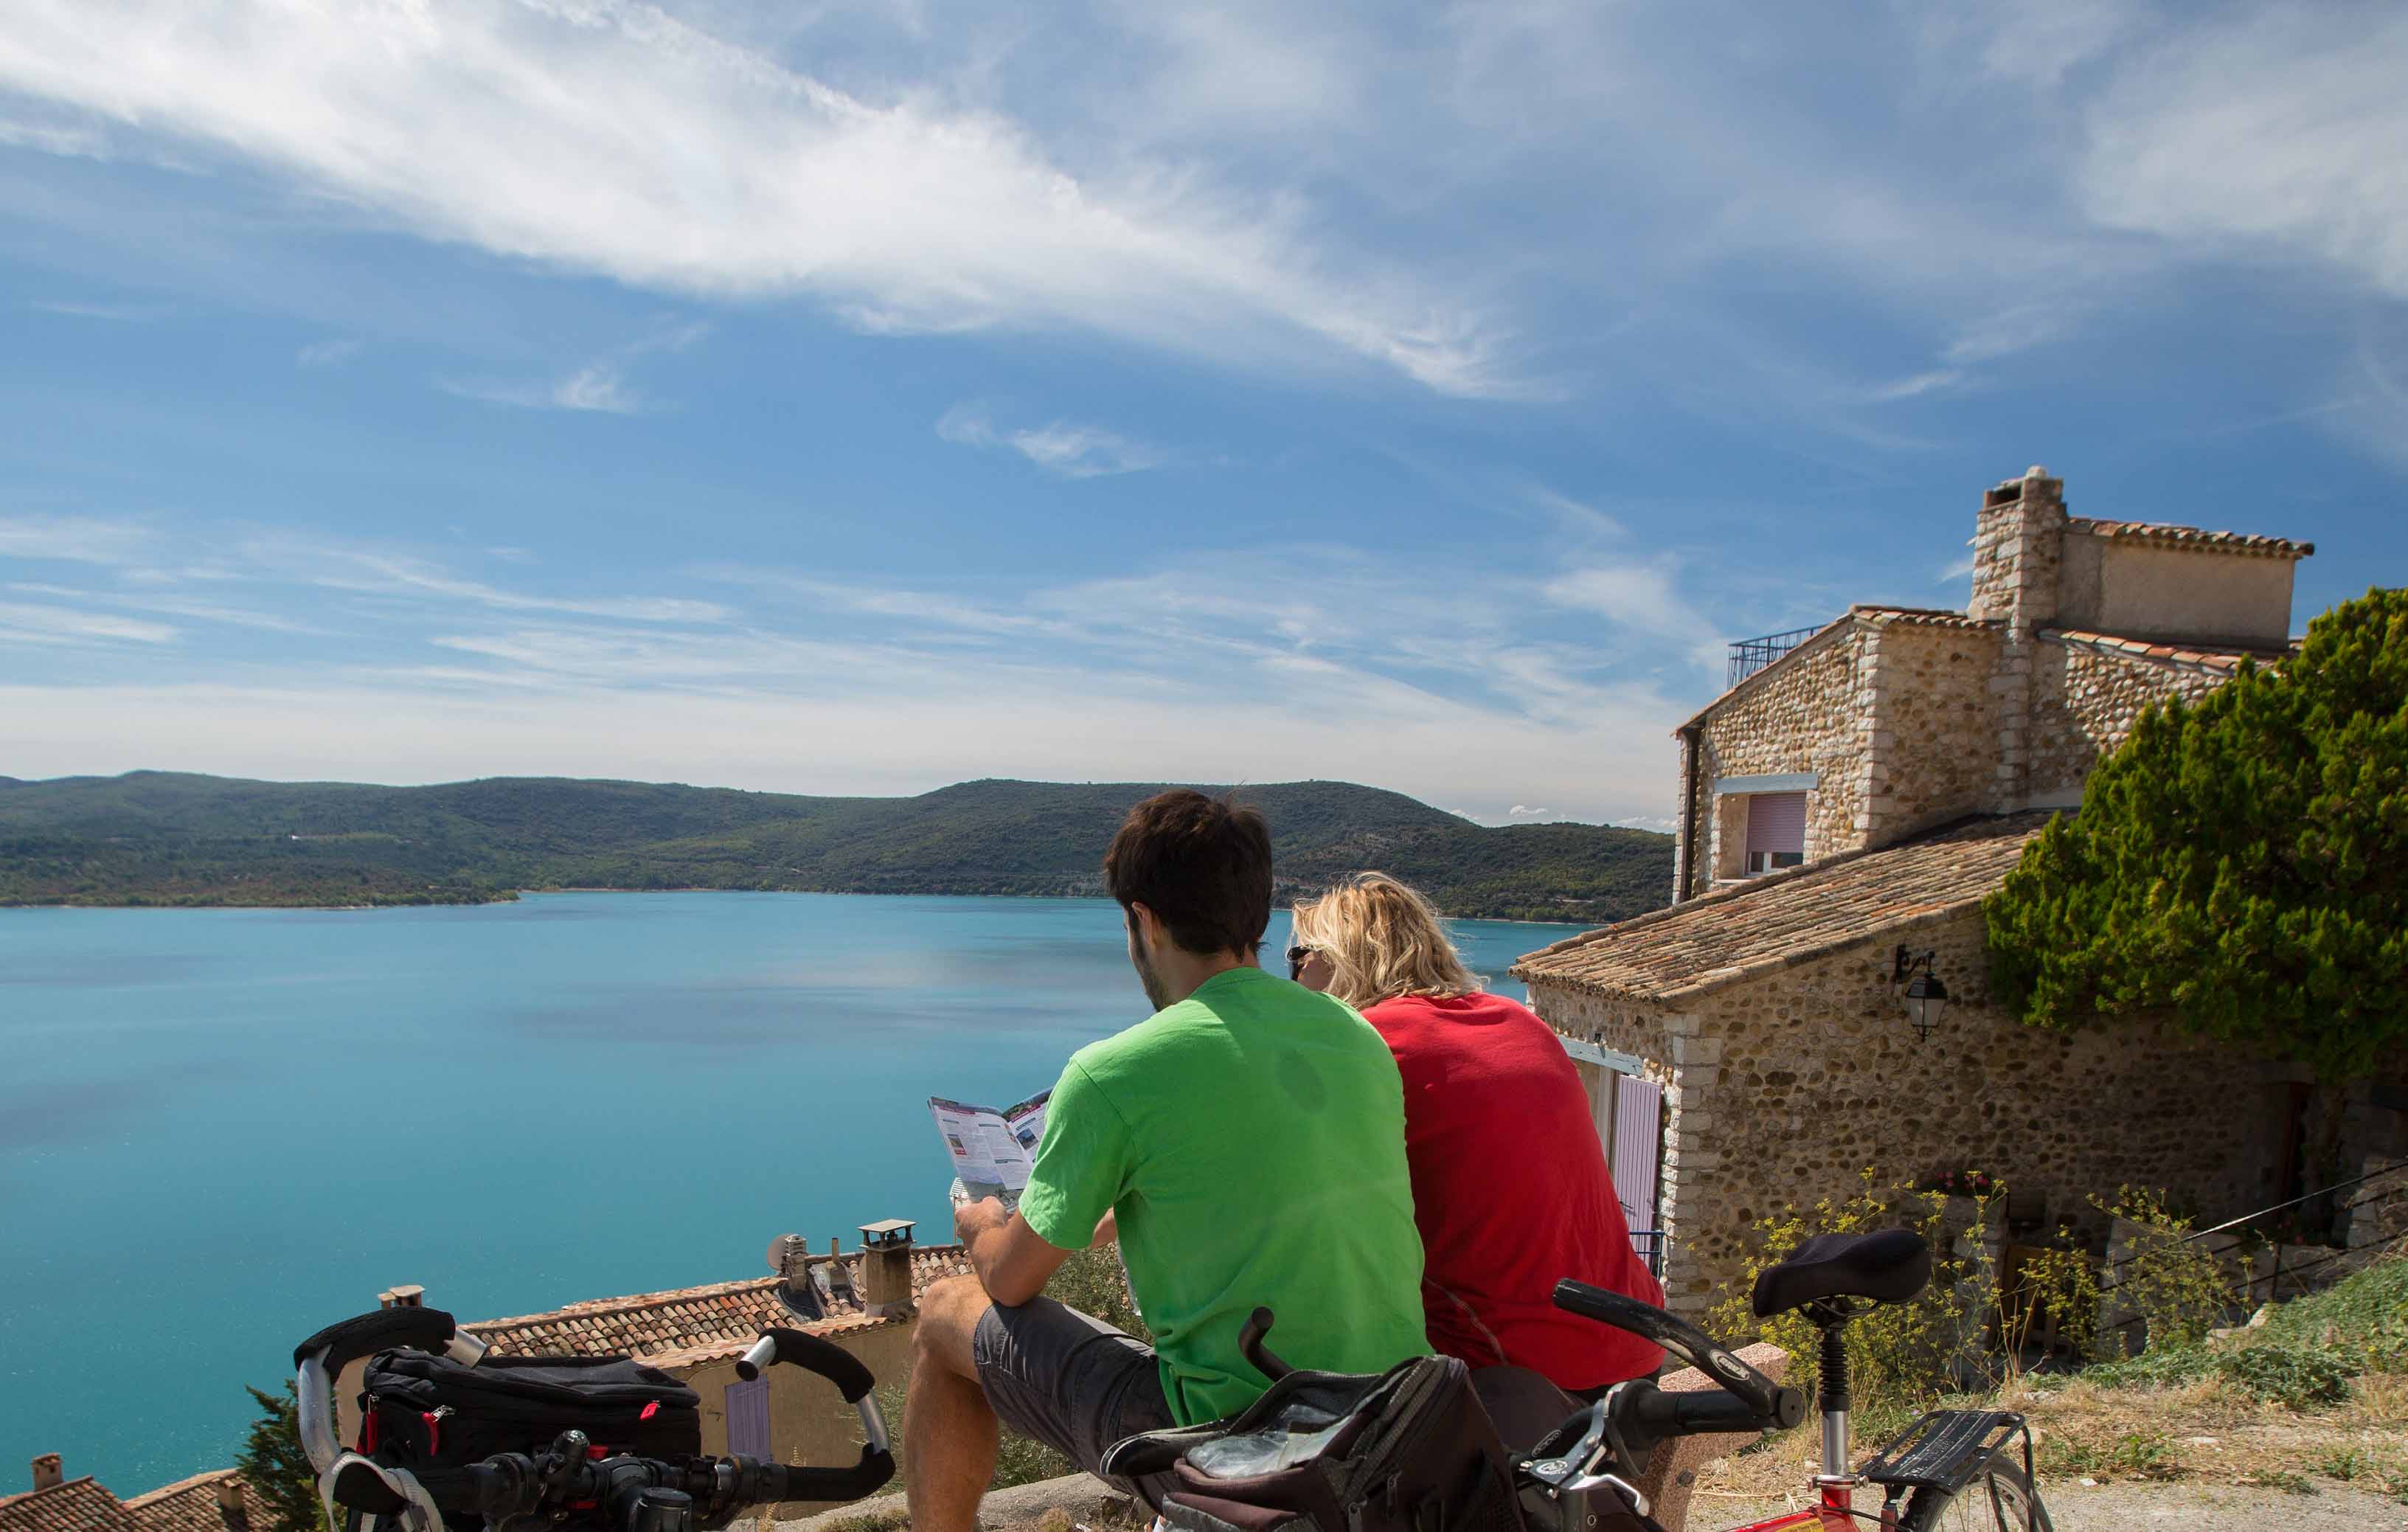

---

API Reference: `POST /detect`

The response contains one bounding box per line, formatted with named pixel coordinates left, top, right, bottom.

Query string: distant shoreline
left=5, top=885, right=1605, bottom=926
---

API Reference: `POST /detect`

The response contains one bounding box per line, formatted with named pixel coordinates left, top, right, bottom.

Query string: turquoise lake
left=0, top=892, right=1585, bottom=1494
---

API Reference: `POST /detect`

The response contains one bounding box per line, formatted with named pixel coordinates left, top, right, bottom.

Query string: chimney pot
left=386, top=1285, right=424, bottom=1309
left=31, top=1455, right=63, bottom=1492
left=214, top=1476, right=247, bottom=1514
left=858, top=1219, right=917, bottom=1317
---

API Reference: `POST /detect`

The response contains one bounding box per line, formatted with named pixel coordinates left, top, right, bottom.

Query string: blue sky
left=1, top=0, right=2403, bottom=826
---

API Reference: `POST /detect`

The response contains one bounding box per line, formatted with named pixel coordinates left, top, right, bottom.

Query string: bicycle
left=1517, top=1228, right=2050, bottom=1532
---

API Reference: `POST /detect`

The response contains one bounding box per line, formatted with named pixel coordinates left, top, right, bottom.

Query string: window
left=725, top=1377, right=771, bottom=1460
left=1743, top=791, right=1806, bottom=874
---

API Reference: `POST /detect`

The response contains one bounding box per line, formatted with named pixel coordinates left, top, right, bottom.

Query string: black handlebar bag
left=1100, top=1354, right=1525, bottom=1532
left=355, top=1350, right=702, bottom=1521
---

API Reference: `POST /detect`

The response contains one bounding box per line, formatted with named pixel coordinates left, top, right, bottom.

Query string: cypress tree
left=1985, top=586, right=2408, bottom=1080
left=236, top=1382, right=327, bottom=1532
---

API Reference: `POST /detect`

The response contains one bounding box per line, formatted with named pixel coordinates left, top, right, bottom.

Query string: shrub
left=1706, top=1171, right=1984, bottom=1413
left=2098, top=1187, right=2241, bottom=1358
left=2216, top=1342, right=2352, bottom=1408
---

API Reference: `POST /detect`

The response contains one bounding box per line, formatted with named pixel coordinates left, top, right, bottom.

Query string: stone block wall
left=1533, top=909, right=2289, bottom=1316
left=1689, top=627, right=1869, bottom=897
left=2025, top=639, right=2229, bottom=803
left=1859, top=620, right=1999, bottom=845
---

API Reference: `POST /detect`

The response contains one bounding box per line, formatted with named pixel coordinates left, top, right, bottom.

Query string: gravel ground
left=1700, top=1478, right=2408, bottom=1530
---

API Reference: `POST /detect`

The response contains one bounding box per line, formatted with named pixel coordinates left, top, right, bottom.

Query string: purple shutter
left=725, top=1377, right=771, bottom=1460
left=1611, top=1077, right=1663, bottom=1233
left=1744, top=791, right=1807, bottom=859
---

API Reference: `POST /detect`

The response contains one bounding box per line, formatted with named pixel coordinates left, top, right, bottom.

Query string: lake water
left=0, top=892, right=1585, bottom=1494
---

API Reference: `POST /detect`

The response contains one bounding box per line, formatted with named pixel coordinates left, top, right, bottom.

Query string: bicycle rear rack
left=1858, top=1410, right=2031, bottom=1494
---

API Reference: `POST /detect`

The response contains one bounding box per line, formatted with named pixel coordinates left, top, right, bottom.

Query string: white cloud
left=1507, top=804, right=1550, bottom=817
left=7, top=582, right=323, bottom=633
left=1865, top=370, right=1963, bottom=403
left=27, top=299, right=158, bottom=322
left=0, top=600, right=175, bottom=644
left=1936, top=554, right=1978, bottom=583
left=443, top=364, right=644, bottom=415
left=0, top=515, right=153, bottom=565
left=2078, top=7, right=2408, bottom=298
left=1542, top=564, right=1727, bottom=673
left=296, top=338, right=364, bottom=367
left=0, top=0, right=1514, bottom=395
left=936, top=404, right=1168, bottom=478
left=240, top=537, right=730, bottom=623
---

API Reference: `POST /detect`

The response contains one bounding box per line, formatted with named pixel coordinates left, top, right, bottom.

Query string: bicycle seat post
left=1808, top=1303, right=1852, bottom=1486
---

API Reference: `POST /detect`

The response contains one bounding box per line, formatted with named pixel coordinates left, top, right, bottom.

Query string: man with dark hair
left=905, top=790, right=1429, bottom=1532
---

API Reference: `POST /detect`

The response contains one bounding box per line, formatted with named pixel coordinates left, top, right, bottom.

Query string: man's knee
left=915, top=1274, right=993, bottom=1377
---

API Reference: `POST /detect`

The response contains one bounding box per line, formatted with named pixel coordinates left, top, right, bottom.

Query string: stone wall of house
left=1530, top=909, right=2292, bottom=1317
left=2026, top=640, right=2228, bottom=803
left=1690, top=628, right=1869, bottom=896
left=1859, top=620, right=1999, bottom=845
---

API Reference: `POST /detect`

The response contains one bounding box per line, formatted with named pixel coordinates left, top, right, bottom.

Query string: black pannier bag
left=358, top=1349, right=702, bottom=1505
left=1101, top=1354, right=1533, bottom=1532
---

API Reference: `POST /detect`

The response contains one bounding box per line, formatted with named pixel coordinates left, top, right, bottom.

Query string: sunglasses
left=1285, top=943, right=1314, bottom=980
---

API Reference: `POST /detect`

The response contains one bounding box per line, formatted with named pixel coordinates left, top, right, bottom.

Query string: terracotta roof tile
left=1511, top=814, right=2056, bottom=1002
left=2065, top=516, right=2313, bottom=558
left=2041, top=628, right=2292, bottom=675
left=1847, top=604, right=1996, bottom=631
left=120, top=1474, right=258, bottom=1532
left=0, top=1481, right=130, bottom=1532
left=465, top=1244, right=973, bottom=1361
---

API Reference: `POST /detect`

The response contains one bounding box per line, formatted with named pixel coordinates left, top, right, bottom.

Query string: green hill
left=0, top=772, right=1671, bottom=923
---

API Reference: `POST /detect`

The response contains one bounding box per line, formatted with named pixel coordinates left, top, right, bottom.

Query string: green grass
left=0, top=772, right=1673, bottom=921
left=2078, top=1255, right=2408, bottom=1408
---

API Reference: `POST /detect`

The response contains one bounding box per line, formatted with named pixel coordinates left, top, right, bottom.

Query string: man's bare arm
left=954, top=1197, right=1072, bottom=1308
left=1091, top=1209, right=1118, bottom=1247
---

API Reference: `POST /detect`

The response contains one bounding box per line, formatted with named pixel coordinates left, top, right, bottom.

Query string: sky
left=1, top=0, right=2404, bottom=828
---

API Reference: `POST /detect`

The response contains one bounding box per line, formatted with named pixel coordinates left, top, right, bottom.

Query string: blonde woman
left=1288, top=873, right=1664, bottom=1395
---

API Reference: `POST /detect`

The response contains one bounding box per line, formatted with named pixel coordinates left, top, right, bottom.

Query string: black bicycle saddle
left=1751, top=1229, right=1931, bottom=1317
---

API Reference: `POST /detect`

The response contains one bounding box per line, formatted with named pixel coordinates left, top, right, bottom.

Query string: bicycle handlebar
left=1549, top=1280, right=1794, bottom=1422
left=462, top=1431, right=895, bottom=1523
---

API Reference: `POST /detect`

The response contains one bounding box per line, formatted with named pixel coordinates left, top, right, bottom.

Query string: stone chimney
left=31, top=1455, right=63, bottom=1493
left=857, top=1219, right=917, bottom=1319
left=378, top=1285, right=424, bottom=1309
left=214, top=1475, right=248, bottom=1515
left=1967, top=465, right=2065, bottom=635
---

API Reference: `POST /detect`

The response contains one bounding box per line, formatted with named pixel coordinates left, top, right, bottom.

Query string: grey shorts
left=973, top=1297, right=1175, bottom=1488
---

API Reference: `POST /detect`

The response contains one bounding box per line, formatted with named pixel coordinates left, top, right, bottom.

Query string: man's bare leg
left=906, top=1275, right=1001, bottom=1532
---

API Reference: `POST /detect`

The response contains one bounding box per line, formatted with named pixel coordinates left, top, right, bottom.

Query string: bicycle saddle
left=1750, top=1230, right=1930, bottom=1317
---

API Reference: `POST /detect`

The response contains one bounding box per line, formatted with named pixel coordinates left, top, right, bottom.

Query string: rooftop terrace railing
left=1727, top=625, right=1822, bottom=688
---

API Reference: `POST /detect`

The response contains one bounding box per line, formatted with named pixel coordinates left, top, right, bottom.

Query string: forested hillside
left=0, top=772, right=1671, bottom=923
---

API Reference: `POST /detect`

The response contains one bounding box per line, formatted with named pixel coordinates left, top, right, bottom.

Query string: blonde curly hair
left=1289, top=872, right=1482, bottom=1009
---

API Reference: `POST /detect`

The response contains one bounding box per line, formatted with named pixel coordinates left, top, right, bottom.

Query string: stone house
left=1513, top=466, right=2408, bottom=1315
left=1, top=1456, right=263, bottom=1532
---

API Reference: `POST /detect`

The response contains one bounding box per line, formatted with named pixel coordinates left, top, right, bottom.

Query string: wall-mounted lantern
left=1892, top=946, right=1950, bottom=1041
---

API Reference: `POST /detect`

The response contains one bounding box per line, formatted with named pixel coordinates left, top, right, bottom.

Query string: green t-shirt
left=1019, top=965, right=1430, bottom=1424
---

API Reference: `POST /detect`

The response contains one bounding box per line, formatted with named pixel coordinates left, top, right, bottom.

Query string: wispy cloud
left=2078, top=7, right=2408, bottom=299
left=1507, top=804, right=1550, bottom=817
left=7, top=582, right=322, bottom=633
left=443, top=364, right=643, bottom=415
left=0, top=600, right=175, bottom=645
left=296, top=338, right=363, bottom=367
left=937, top=405, right=1170, bottom=479
left=1937, top=554, right=1978, bottom=583
left=0, top=515, right=153, bottom=566
left=1542, top=563, right=1727, bottom=673
left=0, top=0, right=1515, bottom=395
left=27, top=300, right=159, bottom=322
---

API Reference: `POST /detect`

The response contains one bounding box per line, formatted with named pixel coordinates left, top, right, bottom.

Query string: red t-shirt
left=1362, top=991, right=1665, bottom=1392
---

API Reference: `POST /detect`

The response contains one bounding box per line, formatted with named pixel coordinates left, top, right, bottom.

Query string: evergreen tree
left=1985, top=586, right=2408, bottom=1080
left=237, top=1382, right=327, bottom=1532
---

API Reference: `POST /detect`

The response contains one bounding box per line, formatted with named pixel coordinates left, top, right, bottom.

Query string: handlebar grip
left=293, top=1307, right=459, bottom=1373
left=738, top=1328, right=876, bottom=1402
left=768, top=1447, right=896, bottom=1504
left=1550, top=1280, right=1779, bottom=1418
left=1665, top=1391, right=1765, bottom=1434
